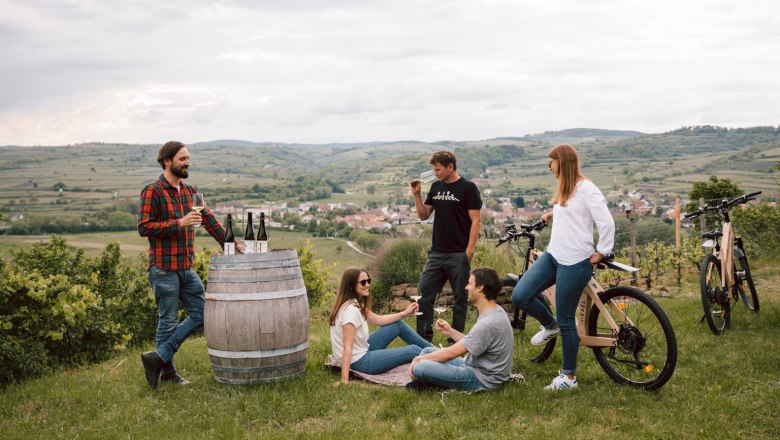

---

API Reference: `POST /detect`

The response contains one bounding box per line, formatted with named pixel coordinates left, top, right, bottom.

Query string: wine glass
left=419, top=170, right=436, bottom=183
left=433, top=295, right=447, bottom=317
left=191, top=193, right=206, bottom=227
left=409, top=294, right=423, bottom=316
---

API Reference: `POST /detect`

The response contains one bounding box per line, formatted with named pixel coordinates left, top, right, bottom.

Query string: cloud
left=1, top=0, right=779, bottom=145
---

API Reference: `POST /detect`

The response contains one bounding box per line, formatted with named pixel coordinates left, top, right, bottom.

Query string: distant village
left=212, top=187, right=762, bottom=236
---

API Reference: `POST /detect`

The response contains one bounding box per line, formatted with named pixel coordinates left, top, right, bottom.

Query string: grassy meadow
left=1, top=129, right=778, bottom=438
left=1, top=265, right=778, bottom=439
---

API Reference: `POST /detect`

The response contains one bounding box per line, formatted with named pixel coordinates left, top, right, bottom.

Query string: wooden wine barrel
left=204, top=250, right=309, bottom=384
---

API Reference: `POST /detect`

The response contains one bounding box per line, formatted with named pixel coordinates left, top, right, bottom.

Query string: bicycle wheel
left=587, top=286, right=677, bottom=390
left=735, top=256, right=759, bottom=312
left=700, top=254, right=730, bottom=334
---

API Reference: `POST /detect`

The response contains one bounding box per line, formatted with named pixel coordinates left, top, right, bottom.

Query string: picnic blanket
left=325, top=354, right=413, bottom=386
left=325, top=354, right=525, bottom=387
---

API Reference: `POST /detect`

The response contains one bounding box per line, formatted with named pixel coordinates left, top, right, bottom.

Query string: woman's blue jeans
left=511, top=252, right=593, bottom=376
left=350, top=321, right=433, bottom=374
left=411, top=347, right=486, bottom=392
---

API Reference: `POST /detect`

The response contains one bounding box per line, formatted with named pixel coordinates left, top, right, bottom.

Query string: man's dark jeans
left=416, top=250, right=470, bottom=340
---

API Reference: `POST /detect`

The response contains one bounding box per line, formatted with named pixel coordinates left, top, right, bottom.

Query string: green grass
left=2, top=267, right=779, bottom=439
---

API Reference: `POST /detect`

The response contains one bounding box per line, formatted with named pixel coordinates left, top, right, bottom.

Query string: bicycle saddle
left=502, top=273, right=519, bottom=287
left=701, top=229, right=722, bottom=239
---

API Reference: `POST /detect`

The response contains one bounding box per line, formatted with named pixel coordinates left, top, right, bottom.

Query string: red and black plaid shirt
left=138, top=174, right=225, bottom=271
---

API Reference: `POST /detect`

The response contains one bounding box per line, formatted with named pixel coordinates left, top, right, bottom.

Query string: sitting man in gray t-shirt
left=408, top=267, right=514, bottom=392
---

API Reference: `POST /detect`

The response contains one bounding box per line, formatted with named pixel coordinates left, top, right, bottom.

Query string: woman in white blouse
left=329, top=267, right=433, bottom=384
left=512, top=144, right=615, bottom=391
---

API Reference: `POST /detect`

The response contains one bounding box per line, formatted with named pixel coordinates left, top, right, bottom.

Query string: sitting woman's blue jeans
left=411, top=347, right=486, bottom=392
left=350, top=320, right=432, bottom=374
left=511, top=252, right=593, bottom=376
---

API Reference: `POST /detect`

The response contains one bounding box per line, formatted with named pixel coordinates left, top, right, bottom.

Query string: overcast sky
left=1, top=0, right=778, bottom=146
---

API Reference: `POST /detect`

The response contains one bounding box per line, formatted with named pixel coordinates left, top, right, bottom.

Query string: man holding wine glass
left=410, top=150, right=482, bottom=343
left=137, top=140, right=243, bottom=389
left=408, top=267, right=514, bottom=392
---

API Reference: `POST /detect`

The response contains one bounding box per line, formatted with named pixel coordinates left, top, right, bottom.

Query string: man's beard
left=171, top=165, right=189, bottom=179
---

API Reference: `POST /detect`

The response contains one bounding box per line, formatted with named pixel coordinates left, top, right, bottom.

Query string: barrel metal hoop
left=207, top=341, right=309, bottom=359
left=207, top=273, right=301, bottom=283
left=214, top=372, right=303, bottom=384
left=208, top=259, right=300, bottom=270
left=205, top=287, right=307, bottom=301
left=210, top=359, right=306, bottom=373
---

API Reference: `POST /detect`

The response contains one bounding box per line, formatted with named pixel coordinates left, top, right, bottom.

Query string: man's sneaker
left=544, top=373, right=578, bottom=391
left=530, top=325, right=560, bottom=346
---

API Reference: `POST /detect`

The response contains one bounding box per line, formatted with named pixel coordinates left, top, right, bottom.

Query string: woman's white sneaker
left=530, top=325, right=560, bottom=345
left=544, top=373, right=578, bottom=390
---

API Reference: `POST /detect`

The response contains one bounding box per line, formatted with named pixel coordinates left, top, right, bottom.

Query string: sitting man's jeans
left=148, top=266, right=205, bottom=377
left=350, top=321, right=432, bottom=374
left=411, top=346, right=486, bottom=392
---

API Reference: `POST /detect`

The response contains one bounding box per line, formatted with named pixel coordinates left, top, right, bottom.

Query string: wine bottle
left=244, top=212, right=256, bottom=253
left=257, top=212, right=269, bottom=252
left=223, top=213, right=236, bottom=255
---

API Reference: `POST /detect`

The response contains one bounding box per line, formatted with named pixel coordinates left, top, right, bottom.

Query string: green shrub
left=295, top=240, right=335, bottom=308
left=472, top=239, right=519, bottom=279
left=369, top=238, right=429, bottom=308
left=732, top=202, right=780, bottom=260
left=0, top=236, right=156, bottom=386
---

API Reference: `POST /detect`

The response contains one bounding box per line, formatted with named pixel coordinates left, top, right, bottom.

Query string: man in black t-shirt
left=410, top=151, right=482, bottom=341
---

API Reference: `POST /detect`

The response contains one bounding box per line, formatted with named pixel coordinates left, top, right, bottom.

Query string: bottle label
left=244, top=240, right=257, bottom=254
left=259, top=240, right=269, bottom=253
left=224, top=242, right=236, bottom=255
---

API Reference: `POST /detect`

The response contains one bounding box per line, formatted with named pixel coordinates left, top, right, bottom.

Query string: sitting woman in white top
left=329, top=267, right=433, bottom=384
left=511, top=143, right=615, bottom=391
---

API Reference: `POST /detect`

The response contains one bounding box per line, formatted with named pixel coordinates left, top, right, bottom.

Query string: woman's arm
left=340, top=323, right=357, bottom=384
left=367, top=302, right=418, bottom=326
left=588, top=184, right=615, bottom=258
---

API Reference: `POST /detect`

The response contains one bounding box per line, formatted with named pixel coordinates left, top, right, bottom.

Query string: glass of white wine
left=433, top=295, right=447, bottom=317
left=409, top=294, right=423, bottom=316
left=191, top=193, right=205, bottom=228
left=419, top=170, right=436, bottom=183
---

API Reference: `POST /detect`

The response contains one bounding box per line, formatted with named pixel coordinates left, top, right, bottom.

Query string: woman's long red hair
left=549, top=144, right=585, bottom=207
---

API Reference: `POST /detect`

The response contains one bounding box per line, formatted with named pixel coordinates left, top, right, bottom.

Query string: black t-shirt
left=424, top=177, right=482, bottom=253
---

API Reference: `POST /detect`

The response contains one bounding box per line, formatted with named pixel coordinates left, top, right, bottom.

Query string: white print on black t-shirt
left=432, top=191, right=460, bottom=202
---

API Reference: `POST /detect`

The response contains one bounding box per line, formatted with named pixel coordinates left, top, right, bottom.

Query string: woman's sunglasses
left=547, top=158, right=557, bottom=169
left=359, top=278, right=372, bottom=286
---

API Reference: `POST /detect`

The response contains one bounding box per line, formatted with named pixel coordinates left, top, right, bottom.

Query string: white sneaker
left=544, top=373, right=578, bottom=391
left=530, top=325, right=560, bottom=345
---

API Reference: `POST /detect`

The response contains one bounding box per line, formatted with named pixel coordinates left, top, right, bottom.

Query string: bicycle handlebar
left=496, top=219, right=547, bottom=247
left=682, top=191, right=762, bottom=219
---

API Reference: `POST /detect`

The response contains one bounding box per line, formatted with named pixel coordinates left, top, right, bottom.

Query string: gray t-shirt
left=460, top=306, right=514, bottom=389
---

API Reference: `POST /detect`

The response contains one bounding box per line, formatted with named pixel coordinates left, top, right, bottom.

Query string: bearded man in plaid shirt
left=138, top=141, right=243, bottom=389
